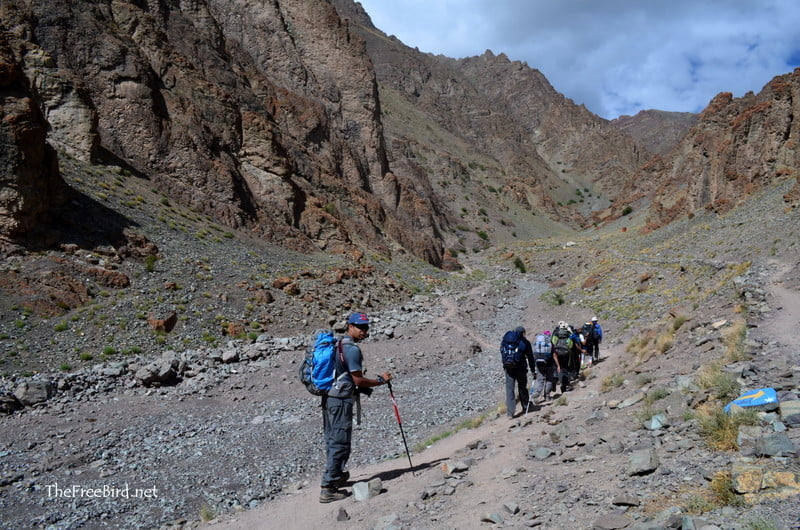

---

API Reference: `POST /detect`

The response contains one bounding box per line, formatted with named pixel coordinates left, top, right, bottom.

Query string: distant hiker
left=570, top=324, right=586, bottom=378
left=581, top=321, right=594, bottom=367
left=530, top=329, right=560, bottom=405
left=551, top=322, right=575, bottom=394
left=584, top=316, right=603, bottom=362
left=320, top=313, right=392, bottom=503
left=500, top=326, right=534, bottom=418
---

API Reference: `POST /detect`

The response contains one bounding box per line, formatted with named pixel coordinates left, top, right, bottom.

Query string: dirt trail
left=208, top=277, right=628, bottom=530
left=765, top=258, right=800, bottom=346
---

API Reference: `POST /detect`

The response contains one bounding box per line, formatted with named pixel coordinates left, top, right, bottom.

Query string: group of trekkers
left=501, top=317, right=604, bottom=418
left=312, top=311, right=604, bottom=503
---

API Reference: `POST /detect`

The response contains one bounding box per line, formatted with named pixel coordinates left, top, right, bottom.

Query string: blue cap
left=347, top=313, right=370, bottom=325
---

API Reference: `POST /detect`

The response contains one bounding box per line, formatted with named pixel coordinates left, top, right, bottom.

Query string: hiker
left=531, top=329, right=560, bottom=405
left=320, top=312, right=393, bottom=503
left=551, top=322, right=575, bottom=394
left=584, top=316, right=603, bottom=362
left=570, top=323, right=586, bottom=378
left=500, top=326, right=534, bottom=418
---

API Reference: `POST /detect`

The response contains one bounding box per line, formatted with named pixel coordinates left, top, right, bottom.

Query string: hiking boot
left=319, top=487, right=348, bottom=503
left=333, top=470, right=350, bottom=488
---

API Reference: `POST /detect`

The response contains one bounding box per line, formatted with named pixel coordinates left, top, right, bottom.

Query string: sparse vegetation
left=644, top=386, right=670, bottom=406
left=601, top=373, right=625, bottom=392
left=144, top=254, right=158, bottom=272
left=412, top=412, right=489, bottom=452
left=199, top=503, right=216, bottom=523
left=697, top=363, right=740, bottom=402
left=743, top=516, right=782, bottom=530
left=697, top=405, right=758, bottom=450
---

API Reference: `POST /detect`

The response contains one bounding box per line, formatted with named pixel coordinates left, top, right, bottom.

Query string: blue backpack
left=299, top=330, right=342, bottom=396
left=500, top=330, right=523, bottom=368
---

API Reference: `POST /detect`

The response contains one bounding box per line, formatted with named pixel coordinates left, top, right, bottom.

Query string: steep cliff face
left=0, top=29, right=67, bottom=244
left=1, top=0, right=446, bottom=264
left=632, top=69, right=800, bottom=230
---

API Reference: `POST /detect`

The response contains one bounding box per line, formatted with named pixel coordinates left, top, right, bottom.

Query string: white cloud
left=355, top=0, right=800, bottom=119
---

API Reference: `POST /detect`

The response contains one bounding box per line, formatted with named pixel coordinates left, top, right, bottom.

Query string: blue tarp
left=724, top=387, right=779, bottom=413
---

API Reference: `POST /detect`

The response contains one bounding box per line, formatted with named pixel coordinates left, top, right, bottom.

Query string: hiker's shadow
left=359, top=457, right=446, bottom=483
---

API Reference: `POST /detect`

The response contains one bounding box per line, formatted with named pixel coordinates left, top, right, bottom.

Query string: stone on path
left=628, top=448, right=659, bottom=476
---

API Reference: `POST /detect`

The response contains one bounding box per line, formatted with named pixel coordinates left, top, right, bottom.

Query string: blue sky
left=354, top=0, right=800, bottom=119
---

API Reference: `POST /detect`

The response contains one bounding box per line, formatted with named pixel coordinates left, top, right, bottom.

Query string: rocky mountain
left=0, top=0, right=798, bottom=365
left=0, top=32, right=67, bottom=244
left=0, top=0, right=448, bottom=266
left=331, top=0, right=650, bottom=233
left=621, top=70, right=800, bottom=231
left=611, top=110, right=698, bottom=157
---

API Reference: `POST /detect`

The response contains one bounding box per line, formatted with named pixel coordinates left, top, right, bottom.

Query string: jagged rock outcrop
left=630, top=69, right=800, bottom=230
left=0, top=28, right=67, bottom=244
left=1, top=0, right=447, bottom=265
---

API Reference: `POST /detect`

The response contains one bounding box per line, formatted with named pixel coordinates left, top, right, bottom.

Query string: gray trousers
left=531, top=362, right=556, bottom=400
left=321, top=395, right=353, bottom=488
left=504, top=365, right=529, bottom=417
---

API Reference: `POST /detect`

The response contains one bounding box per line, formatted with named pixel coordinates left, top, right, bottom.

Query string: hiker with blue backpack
left=530, top=330, right=561, bottom=406
left=300, top=312, right=392, bottom=503
left=500, top=326, right=534, bottom=418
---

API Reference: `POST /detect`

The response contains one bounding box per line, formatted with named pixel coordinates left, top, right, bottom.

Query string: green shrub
left=672, top=314, right=689, bottom=331
left=644, top=387, right=670, bottom=405
left=513, top=257, right=526, bottom=273
left=144, top=254, right=158, bottom=272
left=54, top=321, right=69, bottom=332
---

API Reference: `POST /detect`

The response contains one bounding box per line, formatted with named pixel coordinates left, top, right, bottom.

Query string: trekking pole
left=387, top=381, right=415, bottom=475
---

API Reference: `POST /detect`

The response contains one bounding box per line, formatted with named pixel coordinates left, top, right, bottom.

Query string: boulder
left=13, top=380, right=56, bottom=406
left=147, top=311, right=177, bottom=333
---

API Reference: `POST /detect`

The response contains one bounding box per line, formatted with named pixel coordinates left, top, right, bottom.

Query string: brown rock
left=148, top=311, right=177, bottom=333
left=731, top=463, right=764, bottom=494
left=272, top=277, right=293, bottom=290
left=225, top=321, right=245, bottom=337
left=252, top=289, right=274, bottom=304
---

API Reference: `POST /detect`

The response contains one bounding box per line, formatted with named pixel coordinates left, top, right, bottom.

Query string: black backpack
left=500, top=330, right=523, bottom=368
left=582, top=322, right=598, bottom=341
left=552, top=327, right=573, bottom=356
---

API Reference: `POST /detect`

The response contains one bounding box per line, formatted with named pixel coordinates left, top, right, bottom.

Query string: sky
left=355, top=0, right=800, bottom=120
